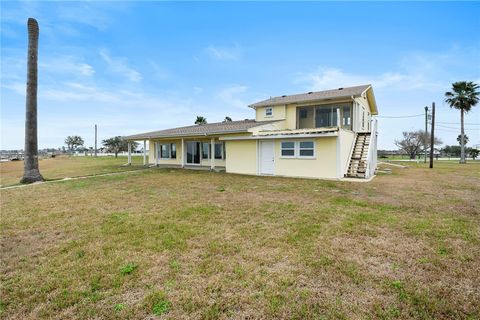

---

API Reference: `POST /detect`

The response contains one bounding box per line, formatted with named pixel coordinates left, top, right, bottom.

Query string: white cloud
left=99, top=49, right=142, bottom=82
left=296, top=48, right=480, bottom=93
left=216, top=85, right=249, bottom=109
left=40, top=56, right=95, bottom=77
left=295, top=67, right=443, bottom=93
left=204, top=43, right=241, bottom=61
left=1, top=82, right=25, bottom=96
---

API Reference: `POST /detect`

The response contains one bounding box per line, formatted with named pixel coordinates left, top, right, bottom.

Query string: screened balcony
left=297, top=103, right=352, bottom=130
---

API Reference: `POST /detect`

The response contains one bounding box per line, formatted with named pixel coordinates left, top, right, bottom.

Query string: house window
left=281, top=142, right=295, bottom=157
left=281, top=141, right=315, bottom=158
left=315, top=106, right=338, bottom=127
left=202, top=142, right=210, bottom=159
left=299, top=141, right=314, bottom=157
left=299, top=108, right=308, bottom=119
left=265, top=107, right=273, bottom=117
left=160, top=144, right=171, bottom=158
left=171, top=144, right=176, bottom=159
left=342, top=105, right=351, bottom=129
left=214, top=143, right=224, bottom=159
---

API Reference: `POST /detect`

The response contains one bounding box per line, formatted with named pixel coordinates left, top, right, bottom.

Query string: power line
left=377, top=114, right=424, bottom=118
left=436, top=121, right=480, bottom=126
left=428, top=122, right=480, bottom=131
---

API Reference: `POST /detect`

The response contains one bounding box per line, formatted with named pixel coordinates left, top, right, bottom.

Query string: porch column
left=155, top=142, right=159, bottom=166
left=337, top=107, right=341, bottom=128
left=210, top=137, right=215, bottom=170
left=181, top=138, right=185, bottom=168
left=143, top=140, right=147, bottom=166
left=127, top=141, right=132, bottom=165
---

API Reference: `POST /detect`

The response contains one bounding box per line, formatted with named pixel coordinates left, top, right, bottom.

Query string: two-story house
left=124, top=84, right=378, bottom=180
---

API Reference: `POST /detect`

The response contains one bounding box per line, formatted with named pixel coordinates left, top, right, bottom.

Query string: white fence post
left=127, top=142, right=132, bottom=165
left=143, top=140, right=147, bottom=166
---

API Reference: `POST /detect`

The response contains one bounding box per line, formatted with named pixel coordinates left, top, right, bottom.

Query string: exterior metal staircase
left=346, top=133, right=371, bottom=178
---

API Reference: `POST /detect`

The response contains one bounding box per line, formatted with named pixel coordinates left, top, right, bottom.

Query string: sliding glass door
left=186, top=142, right=201, bottom=164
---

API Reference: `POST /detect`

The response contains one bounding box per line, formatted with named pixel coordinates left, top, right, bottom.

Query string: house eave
left=124, top=129, right=251, bottom=141
left=220, top=131, right=339, bottom=141
left=248, top=94, right=358, bottom=109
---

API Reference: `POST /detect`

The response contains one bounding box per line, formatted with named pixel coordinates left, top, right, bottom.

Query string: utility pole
left=429, top=102, right=435, bottom=169
left=424, top=106, right=428, bottom=163
left=94, top=124, right=97, bottom=157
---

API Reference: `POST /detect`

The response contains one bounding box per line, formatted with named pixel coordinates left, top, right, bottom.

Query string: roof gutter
left=124, top=129, right=251, bottom=141
left=249, top=94, right=359, bottom=109
left=220, top=132, right=338, bottom=141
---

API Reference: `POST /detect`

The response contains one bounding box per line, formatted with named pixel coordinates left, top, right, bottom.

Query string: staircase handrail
left=365, top=118, right=378, bottom=178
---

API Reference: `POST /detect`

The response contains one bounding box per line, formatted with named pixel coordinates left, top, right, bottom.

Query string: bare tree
left=21, top=18, right=43, bottom=184
left=395, top=130, right=442, bottom=159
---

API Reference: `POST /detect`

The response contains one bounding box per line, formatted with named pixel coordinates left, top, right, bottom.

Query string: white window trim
left=170, top=143, right=177, bottom=159
left=159, top=143, right=177, bottom=159
left=265, top=107, right=273, bottom=117
left=280, top=140, right=316, bottom=159
left=214, top=142, right=225, bottom=160
left=280, top=142, right=295, bottom=158
left=298, top=141, right=315, bottom=158
left=202, top=142, right=210, bottom=159
left=159, top=143, right=171, bottom=159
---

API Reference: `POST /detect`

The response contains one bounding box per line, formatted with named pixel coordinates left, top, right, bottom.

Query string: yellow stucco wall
left=225, top=140, right=257, bottom=175
left=339, top=130, right=355, bottom=176
left=273, top=137, right=338, bottom=179
left=255, top=105, right=286, bottom=122
left=285, top=104, right=298, bottom=129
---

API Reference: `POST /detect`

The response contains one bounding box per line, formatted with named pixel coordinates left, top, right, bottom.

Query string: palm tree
left=195, top=116, right=207, bottom=125
left=21, top=18, right=43, bottom=183
left=445, top=81, right=479, bottom=164
left=456, top=134, right=469, bottom=146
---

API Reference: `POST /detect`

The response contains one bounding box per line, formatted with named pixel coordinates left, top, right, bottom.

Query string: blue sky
left=1, top=1, right=479, bottom=150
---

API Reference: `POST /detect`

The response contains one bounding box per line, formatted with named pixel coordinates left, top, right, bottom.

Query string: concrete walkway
left=0, top=168, right=151, bottom=191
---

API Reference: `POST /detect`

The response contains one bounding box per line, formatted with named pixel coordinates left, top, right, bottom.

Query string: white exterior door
left=260, top=141, right=275, bottom=175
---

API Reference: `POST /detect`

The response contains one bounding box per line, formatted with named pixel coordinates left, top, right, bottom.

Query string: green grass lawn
left=0, top=159, right=479, bottom=319
left=0, top=155, right=146, bottom=187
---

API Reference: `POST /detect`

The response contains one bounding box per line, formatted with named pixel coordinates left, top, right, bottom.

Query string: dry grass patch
left=0, top=160, right=479, bottom=319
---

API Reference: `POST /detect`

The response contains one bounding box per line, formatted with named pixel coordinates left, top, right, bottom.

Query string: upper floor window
left=297, top=103, right=352, bottom=130
left=342, top=105, right=351, bottom=130
left=265, top=107, right=273, bottom=117
left=315, top=106, right=338, bottom=127
left=299, top=109, right=308, bottom=119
